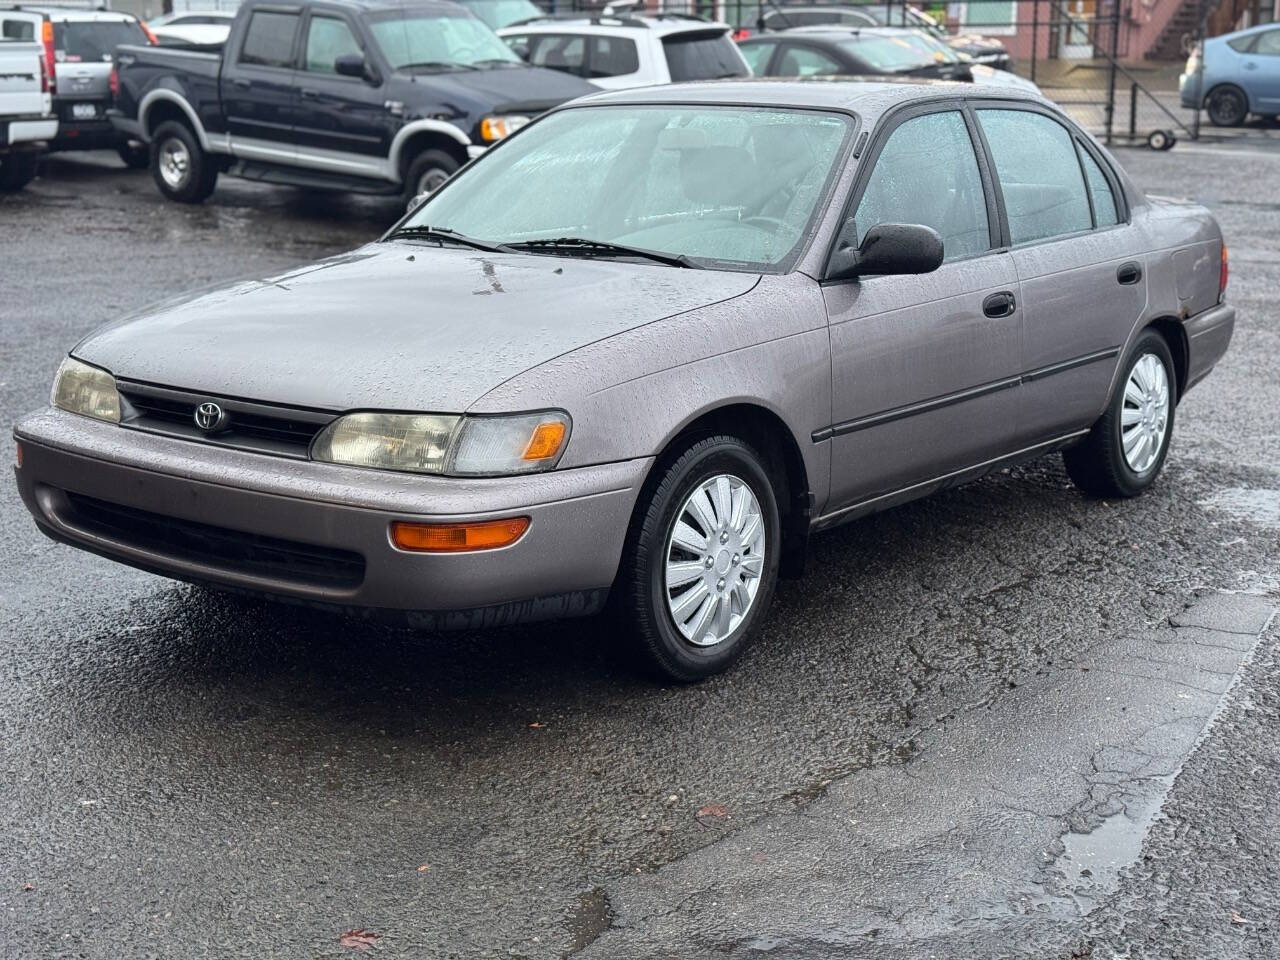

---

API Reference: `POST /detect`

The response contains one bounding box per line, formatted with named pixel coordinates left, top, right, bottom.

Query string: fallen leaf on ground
left=416, top=864, right=430, bottom=873
left=696, top=803, right=729, bottom=822
left=1231, top=910, right=1250, bottom=924
left=338, top=929, right=382, bottom=951
left=528, top=722, right=546, bottom=729
left=22, top=883, right=34, bottom=892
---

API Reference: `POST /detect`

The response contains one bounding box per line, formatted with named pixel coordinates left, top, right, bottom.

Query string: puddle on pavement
left=1199, top=487, right=1280, bottom=529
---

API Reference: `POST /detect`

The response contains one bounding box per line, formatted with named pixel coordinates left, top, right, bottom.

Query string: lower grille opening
left=61, top=492, right=365, bottom=589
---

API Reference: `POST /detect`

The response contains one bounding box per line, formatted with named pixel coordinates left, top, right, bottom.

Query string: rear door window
left=239, top=10, right=301, bottom=69
left=1078, top=146, right=1119, bottom=227
left=977, top=108, right=1093, bottom=244
left=1255, top=29, right=1280, bottom=55
left=587, top=35, right=638, bottom=77
left=527, top=33, right=585, bottom=75
left=662, top=31, right=748, bottom=81
left=54, top=20, right=148, bottom=62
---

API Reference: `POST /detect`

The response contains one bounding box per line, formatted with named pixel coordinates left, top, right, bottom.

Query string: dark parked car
left=109, top=0, right=596, bottom=204
left=738, top=26, right=973, bottom=80
left=0, top=5, right=153, bottom=166
left=17, top=81, right=1233, bottom=681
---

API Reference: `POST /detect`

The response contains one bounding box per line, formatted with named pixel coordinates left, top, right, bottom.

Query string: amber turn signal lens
left=391, top=517, right=530, bottom=553
left=522, top=421, right=567, bottom=462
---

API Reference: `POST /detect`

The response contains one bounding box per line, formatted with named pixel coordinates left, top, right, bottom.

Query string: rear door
left=221, top=5, right=302, bottom=159
left=291, top=7, right=388, bottom=176
left=973, top=104, right=1147, bottom=446
left=0, top=14, right=45, bottom=119
left=822, top=104, right=1022, bottom=511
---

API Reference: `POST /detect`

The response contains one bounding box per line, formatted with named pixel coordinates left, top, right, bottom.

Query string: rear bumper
left=50, top=117, right=122, bottom=151
left=5, top=117, right=57, bottom=145
left=1182, top=300, right=1235, bottom=393
left=14, top=408, right=650, bottom=629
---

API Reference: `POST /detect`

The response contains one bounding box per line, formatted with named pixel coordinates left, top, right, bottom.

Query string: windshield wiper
left=505, top=237, right=702, bottom=269
left=384, top=225, right=513, bottom=253
left=400, top=60, right=479, bottom=72
left=470, top=58, right=524, bottom=68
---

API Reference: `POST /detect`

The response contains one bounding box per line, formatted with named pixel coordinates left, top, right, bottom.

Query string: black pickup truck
left=109, top=0, right=595, bottom=203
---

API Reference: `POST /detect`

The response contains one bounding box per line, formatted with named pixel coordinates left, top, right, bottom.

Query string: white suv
left=498, top=13, right=750, bottom=89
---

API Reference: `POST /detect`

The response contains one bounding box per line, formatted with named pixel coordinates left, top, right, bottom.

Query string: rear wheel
left=403, top=149, right=459, bottom=206
left=117, top=140, right=150, bottom=169
left=0, top=152, right=39, bottom=191
left=1206, top=86, right=1248, bottom=127
left=1063, top=329, right=1177, bottom=499
left=618, top=436, right=781, bottom=682
left=150, top=121, right=218, bottom=203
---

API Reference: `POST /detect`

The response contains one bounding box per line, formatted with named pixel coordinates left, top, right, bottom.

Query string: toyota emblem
left=194, top=401, right=228, bottom=433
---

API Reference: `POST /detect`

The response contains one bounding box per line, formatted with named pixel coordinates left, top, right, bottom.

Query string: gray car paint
left=13, top=80, right=1235, bottom=621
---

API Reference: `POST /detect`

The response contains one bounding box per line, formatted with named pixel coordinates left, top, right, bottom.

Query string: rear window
left=54, top=20, right=148, bottom=62
left=837, top=35, right=935, bottom=71
left=662, top=30, right=748, bottom=81
left=2, top=17, right=36, bottom=41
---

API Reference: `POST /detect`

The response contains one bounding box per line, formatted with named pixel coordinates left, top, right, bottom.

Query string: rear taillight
left=41, top=20, right=56, bottom=93
left=109, top=64, right=119, bottom=99
left=38, top=51, right=49, bottom=93
left=732, top=28, right=752, bottom=41
left=1219, top=242, right=1229, bottom=299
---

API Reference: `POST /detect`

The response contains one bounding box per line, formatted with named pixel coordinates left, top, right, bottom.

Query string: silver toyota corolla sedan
left=14, top=81, right=1234, bottom=681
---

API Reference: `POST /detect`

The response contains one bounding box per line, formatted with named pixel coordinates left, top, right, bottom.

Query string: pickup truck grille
left=116, top=379, right=336, bottom=458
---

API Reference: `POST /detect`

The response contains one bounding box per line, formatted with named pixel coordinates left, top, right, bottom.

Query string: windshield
left=400, top=105, right=851, bottom=272
left=55, top=20, right=148, bottom=61
left=456, top=0, right=542, bottom=29
left=896, top=30, right=959, bottom=63
left=838, top=34, right=936, bottom=71
left=368, top=12, right=521, bottom=70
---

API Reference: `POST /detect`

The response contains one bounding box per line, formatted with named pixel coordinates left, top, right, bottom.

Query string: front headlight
left=479, top=114, right=530, bottom=142
left=311, top=410, right=570, bottom=477
left=51, top=356, right=120, bottom=423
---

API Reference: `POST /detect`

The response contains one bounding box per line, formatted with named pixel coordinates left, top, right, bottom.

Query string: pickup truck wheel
left=117, top=141, right=150, bottom=170
left=151, top=121, right=217, bottom=203
left=1063, top=329, right=1177, bottom=499
left=0, top=152, right=39, bottom=192
left=404, top=149, right=459, bottom=204
left=618, top=436, right=781, bottom=682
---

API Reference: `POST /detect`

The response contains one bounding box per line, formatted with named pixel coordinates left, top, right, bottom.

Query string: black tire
left=150, top=121, right=218, bottom=203
left=1206, top=86, right=1248, bottom=127
left=403, top=149, right=460, bottom=206
left=618, top=435, right=781, bottom=682
left=0, top=152, right=39, bottom=192
left=1063, top=329, right=1177, bottom=499
left=117, top=140, right=150, bottom=169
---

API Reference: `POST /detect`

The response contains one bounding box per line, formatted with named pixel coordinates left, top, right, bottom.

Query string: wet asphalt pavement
left=2, top=146, right=1279, bottom=959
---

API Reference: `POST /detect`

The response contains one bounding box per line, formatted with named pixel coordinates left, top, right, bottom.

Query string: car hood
left=405, top=64, right=596, bottom=113
left=73, top=243, right=759, bottom=412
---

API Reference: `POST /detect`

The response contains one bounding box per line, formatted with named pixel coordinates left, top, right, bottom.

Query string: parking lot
left=2, top=141, right=1279, bottom=959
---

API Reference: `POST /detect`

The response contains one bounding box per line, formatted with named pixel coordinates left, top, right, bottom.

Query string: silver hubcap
left=1121, top=352, right=1170, bottom=474
left=159, top=137, right=190, bottom=189
left=417, top=166, right=450, bottom=196
left=664, top=474, right=766, bottom=647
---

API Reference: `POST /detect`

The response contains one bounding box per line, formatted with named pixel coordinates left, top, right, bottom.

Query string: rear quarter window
left=587, top=35, right=638, bottom=77
left=54, top=20, right=148, bottom=62
left=662, top=31, right=748, bottom=81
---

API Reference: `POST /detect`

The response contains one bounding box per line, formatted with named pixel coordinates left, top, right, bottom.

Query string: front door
left=291, top=8, right=389, bottom=179
left=1242, top=27, right=1280, bottom=114
left=222, top=6, right=302, bottom=160
left=822, top=106, right=1023, bottom=513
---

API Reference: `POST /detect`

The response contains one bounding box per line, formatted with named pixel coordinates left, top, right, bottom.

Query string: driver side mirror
left=827, top=222, right=944, bottom=281
left=335, top=52, right=378, bottom=84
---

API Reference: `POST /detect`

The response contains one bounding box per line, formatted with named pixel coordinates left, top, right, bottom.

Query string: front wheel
left=150, top=121, right=218, bottom=203
left=1063, top=329, right=1177, bottom=499
left=618, top=436, right=781, bottom=682
left=0, top=152, right=39, bottom=191
left=403, top=149, right=460, bottom=207
left=1206, top=86, right=1248, bottom=127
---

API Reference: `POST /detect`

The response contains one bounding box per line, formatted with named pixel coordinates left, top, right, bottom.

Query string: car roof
left=499, top=13, right=728, bottom=35
left=7, top=4, right=140, bottom=21
left=573, top=77, right=1045, bottom=118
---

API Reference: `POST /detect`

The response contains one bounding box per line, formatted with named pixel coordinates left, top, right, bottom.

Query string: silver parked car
left=15, top=81, right=1234, bottom=681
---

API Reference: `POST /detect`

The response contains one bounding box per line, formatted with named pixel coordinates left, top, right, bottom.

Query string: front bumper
left=14, top=408, right=650, bottom=629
